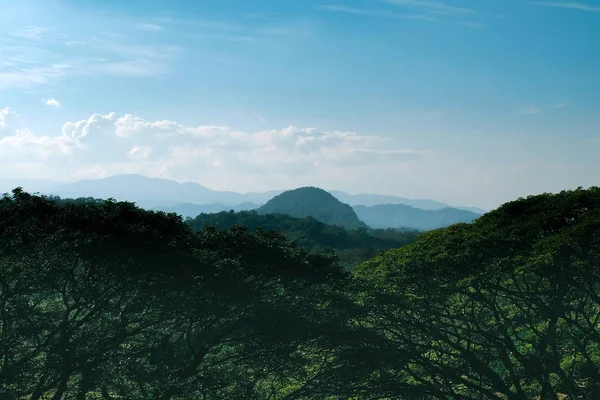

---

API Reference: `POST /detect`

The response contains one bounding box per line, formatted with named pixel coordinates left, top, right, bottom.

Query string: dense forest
left=185, top=210, right=419, bottom=268
left=1, top=186, right=599, bottom=399
left=45, top=195, right=420, bottom=269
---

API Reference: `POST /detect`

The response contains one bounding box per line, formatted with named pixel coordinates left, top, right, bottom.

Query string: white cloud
left=2, top=109, right=598, bottom=210
left=61, top=112, right=118, bottom=143
left=0, top=108, right=72, bottom=160
left=135, top=23, right=164, bottom=32
left=129, top=145, right=153, bottom=159
left=532, top=2, right=600, bottom=12
left=44, top=98, right=61, bottom=107
left=0, top=108, right=19, bottom=129
left=0, top=110, right=426, bottom=191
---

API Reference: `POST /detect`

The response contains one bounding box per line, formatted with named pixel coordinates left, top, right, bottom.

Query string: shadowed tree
left=0, top=189, right=356, bottom=399
left=352, top=187, right=600, bottom=399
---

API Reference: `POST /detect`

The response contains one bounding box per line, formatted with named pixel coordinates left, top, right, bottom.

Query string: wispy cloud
left=156, top=17, right=240, bottom=32
left=90, top=37, right=183, bottom=59
left=44, top=97, right=61, bottom=108
left=0, top=29, right=181, bottom=89
left=246, top=11, right=278, bottom=19
left=319, top=5, right=375, bottom=15
left=251, top=112, right=268, bottom=124
left=91, top=59, right=169, bottom=77
left=257, top=27, right=314, bottom=38
left=532, top=2, right=600, bottom=12
left=382, top=0, right=477, bottom=15
left=519, top=102, right=569, bottom=114
left=0, top=63, right=72, bottom=90
left=319, top=1, right=481, bottom=24
left=9, top=26, right=48, bottom=40
left=318, top=5, right=435, bottom=21
left=519, top=105, right=543, bottom=115
left=189, top=33, right=254, bottom=42
left=135, top=23, right=163, bottom=32
left=64, top=40, right=85, bottom=47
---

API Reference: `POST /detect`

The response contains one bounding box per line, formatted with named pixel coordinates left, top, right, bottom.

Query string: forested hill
left=256, top=187, right=367, bottom=229
left=185, top=210, right=418, bottom=269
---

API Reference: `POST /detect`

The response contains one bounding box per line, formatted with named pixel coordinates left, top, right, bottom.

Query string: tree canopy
left=351, top=187, right=600, bottom=399
left=2, top=186, right=600, bottom=400
left=185, top=210, right=419, bottom=269
left=0, top=189, right=355, bottom=399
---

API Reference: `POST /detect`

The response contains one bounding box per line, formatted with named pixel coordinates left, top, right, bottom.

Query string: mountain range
left=0, top=174, right=485, bottom=211
left=0, top=174, right=485, bottom=230
left=328, top=190, right=484, bottom=214
left=354, top=204, right=481, bottom=231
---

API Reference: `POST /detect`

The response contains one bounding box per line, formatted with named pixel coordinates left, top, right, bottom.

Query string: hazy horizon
left=1, top=0, right=599, bottom=210
left=0, top=173, right=487, bottom=212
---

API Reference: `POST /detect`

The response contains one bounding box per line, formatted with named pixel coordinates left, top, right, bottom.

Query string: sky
left=0, top=0, right=599, bottom=209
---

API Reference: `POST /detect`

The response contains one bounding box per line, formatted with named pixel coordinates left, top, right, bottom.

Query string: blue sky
left=0, top=0, right=599, bottom=209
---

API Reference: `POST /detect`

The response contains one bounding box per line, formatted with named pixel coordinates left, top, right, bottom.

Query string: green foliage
left=3, top=186, right=600, bottom=400
left=256, top=187, right=368, bottom=230
left=0, top=189, right=355, bottom=399
left=352, top=187, right=600, bottom=399
left=185, top=210, right=419, bottom=269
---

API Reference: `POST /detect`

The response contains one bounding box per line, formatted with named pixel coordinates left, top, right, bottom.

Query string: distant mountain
left=257, top=187, right=368, bottom=230
left=16, top=175, right=282, bottom=208
left=353, top=204, right=481, bottom=231
left=38, top=174, right=249, bottom=206
left=2, top=174, right=486, bottom=215
left=330, top=190, right=486, bottom=214
left=151, top=202, right=261, bottom=217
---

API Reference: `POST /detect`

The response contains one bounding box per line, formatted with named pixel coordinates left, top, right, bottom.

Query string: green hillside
left=185, top=210, right=418, bottom=269
left=257, top=186, right=367, bottom=229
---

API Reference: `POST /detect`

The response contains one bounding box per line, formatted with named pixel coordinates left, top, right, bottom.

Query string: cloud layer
left=0, top=108, right=425, bottom=191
